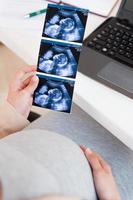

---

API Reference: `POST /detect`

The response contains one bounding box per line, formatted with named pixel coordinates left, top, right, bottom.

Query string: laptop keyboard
left=86, top=18, right=133, bottom=68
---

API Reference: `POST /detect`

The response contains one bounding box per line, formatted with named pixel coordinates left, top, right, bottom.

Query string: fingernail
left=80, top=145, right=86, bottom=152
left=85, top=148, right=92, bottom=154
left=32, top=75, right=38, bottom=81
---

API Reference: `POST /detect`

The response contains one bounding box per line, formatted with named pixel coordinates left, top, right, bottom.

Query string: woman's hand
left=7, top=66, right=39, bottom=118
left=81, top=146, right=121, bottom=200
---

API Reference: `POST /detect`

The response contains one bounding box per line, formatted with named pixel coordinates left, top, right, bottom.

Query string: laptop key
left=95, top=44, right=101, bottom=50
left=126, top=52, right=132, bottom=58
left=93, top=37, right=98, bottom=42
left=116, top=32, right=123, bottom=37
left=114, top=41, right=120, bottom=46
left=128, top=43, right=133, bottom=48
left=108, top=50, right=115, bottom=56
left=109, top=34, right=115, bottom=39
left=116, top=37, right=121, bottom=42
left=102, top=47, right=108, bottom=53
left=97, top=34, right=102, bottom=39
left=112, top=46, right=118, bottom=52
left=126, top=47, right=132, bottom=52
left=97, top=34, right=107, bottom=41
left=122, top=40, right=127, bottom=45
left=95, top=39, right=106, bottom=46
left=101, top=30, right=109, bottom=36
left=87, top=41, right=95, bottom=47
left=107, top=38, right=113, bottom=44
left=107, top=24, right=113, bottom=29
left=123, top=35, right=129, bottom=40
left=119, top=49, right=125, bottom=55
left=106, top=43, right=112, bottom=48
left=120, top=44, right=126, bottom=50
left=113, top=27, right=118, bottom=32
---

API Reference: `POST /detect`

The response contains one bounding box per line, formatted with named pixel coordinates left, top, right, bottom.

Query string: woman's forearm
left=0, top=101, right=29, bottom=138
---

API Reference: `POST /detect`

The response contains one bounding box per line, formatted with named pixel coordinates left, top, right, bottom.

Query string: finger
left=10, top=66, right=37, bottom=91
left=85, top=148, right=102, bottom=171
left=96, top=153, right=112, bottom=173
left=25, top=65, right=36, bottom=69
left=15, top=66, right=36, bottom=81
left=80, top=145, right=87, bottom=152
left=24, top=75, right=39, bottom=95
left=22, top=76, right=33, bottom=89
left=21, top=73, right=36, bottom=89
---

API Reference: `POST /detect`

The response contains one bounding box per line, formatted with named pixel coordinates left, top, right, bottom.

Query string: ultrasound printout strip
left=33, top=4, right=89, bottom=113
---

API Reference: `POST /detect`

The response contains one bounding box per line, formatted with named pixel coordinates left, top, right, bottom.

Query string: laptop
left=78, top=0, right=133, bottom=98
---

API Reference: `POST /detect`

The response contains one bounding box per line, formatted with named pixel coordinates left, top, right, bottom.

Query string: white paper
left=63, top=0, right=119, bottom=17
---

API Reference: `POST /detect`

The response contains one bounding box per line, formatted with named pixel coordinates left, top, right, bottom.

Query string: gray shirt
left=0, top=129, right=97, bottom=200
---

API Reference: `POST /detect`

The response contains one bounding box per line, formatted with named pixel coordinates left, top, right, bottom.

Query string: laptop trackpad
left=97, top=62, right=133, bottom=93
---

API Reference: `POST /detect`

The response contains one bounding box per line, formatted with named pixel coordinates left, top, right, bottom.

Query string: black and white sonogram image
left=42, top=4, right=89, bottom=43
left=33, top=74, right=75, bottom=113
left=37, top=40, right=81, bottom=78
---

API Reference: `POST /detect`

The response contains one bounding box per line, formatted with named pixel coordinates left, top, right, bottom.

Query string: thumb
left=24, top=75, right=39, bottom=95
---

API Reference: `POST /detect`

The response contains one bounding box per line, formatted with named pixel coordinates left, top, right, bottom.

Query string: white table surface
left=0, top=0, right=133, bottom=150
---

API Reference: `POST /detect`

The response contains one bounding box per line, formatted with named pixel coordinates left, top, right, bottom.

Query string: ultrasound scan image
left=33, top=75, right=75, bottom=113
left=42, top=4, right=89, bottom=43
left=38, top=40, right=81, bottom=78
